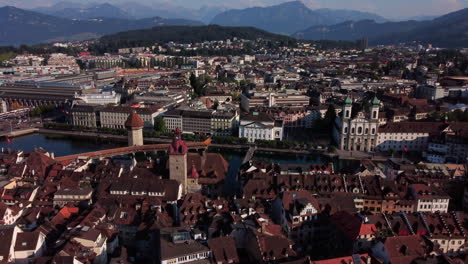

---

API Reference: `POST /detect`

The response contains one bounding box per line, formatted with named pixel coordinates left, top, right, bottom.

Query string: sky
left=2, top=0, right=468, bottom=19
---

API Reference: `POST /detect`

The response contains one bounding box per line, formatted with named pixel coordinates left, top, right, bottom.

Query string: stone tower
left=187, top=162, right=201, bottom=193
left=125, top=111, right=144, bottom=147
left=169, top=128, right=188, bottom=195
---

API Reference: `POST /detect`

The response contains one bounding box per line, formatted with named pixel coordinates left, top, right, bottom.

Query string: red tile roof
left=124, top=112, right=144, bottom=129
left=208, top=236, right=239, bottom=264
left=330, top=211, right=375, bottom=240
left=312, top=254, right=369, bottom=264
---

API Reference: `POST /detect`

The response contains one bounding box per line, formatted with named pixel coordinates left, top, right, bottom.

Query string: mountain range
left=1, top=1, right=468, bottom=48
left=210, top=1, right=387, bottom=35
left=293, top=7, right=468, bottom=48
left=0, top=6, right=202, bottom=46
left=31, top=1, right=227, bottom=23
left=34, top=3, right=132, bottom=20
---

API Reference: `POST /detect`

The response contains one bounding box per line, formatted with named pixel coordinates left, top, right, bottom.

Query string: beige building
left=100, top=106, right=162, bottom=129
left=53, top=187, right=93, bottom=207
left=71, top=105, right=101, bottom=128
left=334, top=97, right=380, bottom=152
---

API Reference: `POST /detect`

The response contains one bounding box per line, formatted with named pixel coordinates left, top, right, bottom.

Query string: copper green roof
left=371, top=96, right=381, bottom=105
left=344, top=97, right=352, bottom=105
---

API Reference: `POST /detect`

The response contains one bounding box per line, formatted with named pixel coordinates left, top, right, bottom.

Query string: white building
left=410, top=184, right=450, bottom=213
left=100, top=106, right=163, bottom=129
left=74, top=90, right=121, bottom=105
left=239, top=112, right=283, bottom=142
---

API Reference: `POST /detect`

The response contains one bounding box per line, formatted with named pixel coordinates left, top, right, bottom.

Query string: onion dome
left=344, top=97, right=353, bottom=106
left=371, top=96, right=381, bottom=106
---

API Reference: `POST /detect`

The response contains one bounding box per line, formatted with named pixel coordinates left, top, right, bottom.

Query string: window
left=358, top=127, right=363, bottom=134
left=346, top=110, right=350, bottom=118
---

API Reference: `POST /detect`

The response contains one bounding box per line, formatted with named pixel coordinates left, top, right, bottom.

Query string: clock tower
left=169, top=128, right=188, bottom=195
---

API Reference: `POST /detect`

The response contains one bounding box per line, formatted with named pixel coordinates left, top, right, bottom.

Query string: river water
left=0, top=134, right=360, bottom=196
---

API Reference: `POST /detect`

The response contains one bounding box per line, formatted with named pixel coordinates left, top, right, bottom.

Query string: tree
left=321, top=104, right=337, bottom=132
left=11, top=102, right=22, bottom=110
left=154, top=117, right=167, bottom=132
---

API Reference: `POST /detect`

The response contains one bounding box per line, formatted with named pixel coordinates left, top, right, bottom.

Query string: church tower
left=370, top=96, right=380, bottom=120
left=125, top=111, right=144, bottom=147
left=343, top=97, right=353, bottom=120
left=169, top=128, right=188, bottom=195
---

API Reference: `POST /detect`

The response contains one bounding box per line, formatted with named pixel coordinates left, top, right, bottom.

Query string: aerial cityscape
left=0, top=0, right=468, bottom=263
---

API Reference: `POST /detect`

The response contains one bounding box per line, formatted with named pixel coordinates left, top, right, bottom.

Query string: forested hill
left=92, top=25, right=296, bottom=53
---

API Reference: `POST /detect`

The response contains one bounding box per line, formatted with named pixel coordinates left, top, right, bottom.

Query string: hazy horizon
left=1, top=0, right=468, bottom=19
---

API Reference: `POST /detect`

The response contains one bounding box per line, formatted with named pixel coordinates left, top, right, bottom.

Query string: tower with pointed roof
left=125, top=111, right=144, bottom=147
left=169, top=128, right=188, bottom=195
left=187, top=162, right=202, bottom=193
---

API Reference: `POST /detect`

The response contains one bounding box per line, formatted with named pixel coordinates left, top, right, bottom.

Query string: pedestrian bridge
left=55, top=139, right=211, bottom=162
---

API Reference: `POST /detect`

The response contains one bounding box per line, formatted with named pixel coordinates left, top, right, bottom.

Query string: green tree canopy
left=154, top=117, right=167, bottom=132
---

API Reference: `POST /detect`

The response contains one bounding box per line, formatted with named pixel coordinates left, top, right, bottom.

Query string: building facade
left=241, top=92, right=310, bottom=111
left=71, top=105, right=101, bottom=128
left=163, top=108, right=239, bottom=136
left=239, top=112, right=283, bottom=142
left=100, top=106, right=162, bottom=129
left=334, top=97, right=380, bottom=152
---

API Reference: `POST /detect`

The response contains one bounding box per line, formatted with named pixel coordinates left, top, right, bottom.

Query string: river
left=0, top=134, right=360, bottom=196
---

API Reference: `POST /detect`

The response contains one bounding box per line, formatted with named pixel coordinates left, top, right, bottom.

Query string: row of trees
left=30, top=104, right=55, bottom=117
left=430, top=109, right=468, bottom=122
